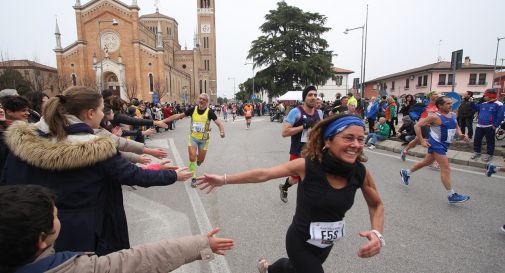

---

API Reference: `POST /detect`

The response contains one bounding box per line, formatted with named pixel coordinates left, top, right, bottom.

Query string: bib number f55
left=306, top=220, right=345, bottom=248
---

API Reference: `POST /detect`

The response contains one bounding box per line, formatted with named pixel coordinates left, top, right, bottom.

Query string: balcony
left=197, top=8, right=214, bottom=14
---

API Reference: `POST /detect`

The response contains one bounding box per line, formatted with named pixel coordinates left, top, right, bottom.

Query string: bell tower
left=197, top=0, right=217, bottom=103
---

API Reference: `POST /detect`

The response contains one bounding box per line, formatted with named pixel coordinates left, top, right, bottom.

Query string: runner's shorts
left=289, top=154, right=302, bottom=180
left=188, top=135, right=209, bottom=150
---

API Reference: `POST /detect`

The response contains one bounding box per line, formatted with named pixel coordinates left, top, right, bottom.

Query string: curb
left=373, top=140, right=503, bottom=169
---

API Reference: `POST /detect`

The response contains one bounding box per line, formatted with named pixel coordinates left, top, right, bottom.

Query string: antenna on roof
left=437, top=40, right=442, bottom=62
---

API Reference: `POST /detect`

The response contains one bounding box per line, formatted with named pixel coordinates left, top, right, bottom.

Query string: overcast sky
left=1, top=0, right=504, bottom=99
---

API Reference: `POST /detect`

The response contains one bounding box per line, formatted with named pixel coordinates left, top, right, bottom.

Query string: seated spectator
left=0, top=185, right=234, bottom=273
left=398, top=115, right=416, bottom=143
left=365, top=117, right=390, bottom=149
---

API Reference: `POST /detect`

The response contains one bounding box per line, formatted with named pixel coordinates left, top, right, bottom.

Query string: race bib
left=192, top=122, right=206, bottom=133
left=301, top=128, right=309, bottom=143
left=306, top=220, right=345, bottom=248
left=446, top=129, right=456, bottom=143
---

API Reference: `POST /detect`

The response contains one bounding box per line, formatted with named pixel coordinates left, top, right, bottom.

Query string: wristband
left=224, top=173, right=227, bottom=185
left=371, top=230, right=385, bottom=247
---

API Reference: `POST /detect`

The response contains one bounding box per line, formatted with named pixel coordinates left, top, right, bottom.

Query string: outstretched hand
left=207, top=228, right=234, bottom=256
left=196, top=173, right=225, bottom=193
left=171, top=166, right=192, bottom=181
left=357, top=231, right=382, bottom=258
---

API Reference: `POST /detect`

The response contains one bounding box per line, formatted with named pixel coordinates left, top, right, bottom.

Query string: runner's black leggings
left=268, top=225, right=332, bottom=273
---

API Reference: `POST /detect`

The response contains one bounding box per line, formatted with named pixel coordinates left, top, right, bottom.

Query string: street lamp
left=344, top=4, right=368, bottom=98
left=97, top=18, right=119, bottom=91
left=227, top=77, right=236, bottom=99
left=493, top=36, right=505, bottom=92
left=244, top=62, right=255, bottom=101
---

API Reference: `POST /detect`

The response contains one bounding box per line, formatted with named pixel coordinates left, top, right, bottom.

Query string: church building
left=54, top=0, right=218, bottom=104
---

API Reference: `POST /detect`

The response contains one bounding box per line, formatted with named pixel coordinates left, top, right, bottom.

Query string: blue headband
left=323, top=116, right=365, bottom=140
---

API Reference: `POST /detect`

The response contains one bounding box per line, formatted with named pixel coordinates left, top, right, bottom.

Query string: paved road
left=125, top=115, right=505, bottom=273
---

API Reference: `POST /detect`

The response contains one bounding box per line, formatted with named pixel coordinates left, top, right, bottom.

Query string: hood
left=4, top=121, right=117, bottom=171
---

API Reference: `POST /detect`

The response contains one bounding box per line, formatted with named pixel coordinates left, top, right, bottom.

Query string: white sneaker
left=367, top=145, right=375, bottom=150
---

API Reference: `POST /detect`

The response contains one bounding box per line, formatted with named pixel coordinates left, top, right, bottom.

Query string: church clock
left=201, top=23, right=211, bottom=34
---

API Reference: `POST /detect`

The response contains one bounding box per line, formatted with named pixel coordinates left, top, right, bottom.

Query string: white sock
left=406, top=169, right=411, bottom=175
left=447, top=189, right=455, bottom=197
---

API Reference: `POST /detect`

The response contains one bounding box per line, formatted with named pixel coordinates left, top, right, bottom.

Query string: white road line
left=366, top=149, right=505, bottom=180
left=169, top=138, right=232, bottom=273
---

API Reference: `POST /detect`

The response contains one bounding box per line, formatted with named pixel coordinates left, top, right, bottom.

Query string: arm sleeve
left=97, top=128, right=144, bottom=154
left=102, top=154, right=177, bottom=187
left=120, top=151, right=141, bottom=163
left=494, top=104, right=505, bottom=127
left=208, top=109, right=217, bottom=121
left=286, top=108, right=301, bottom=125
left=72, top=235, right=213, bottom=273
left=113, top=113, right=154, bottom=127
left=184, top=107, right=195, bottom=116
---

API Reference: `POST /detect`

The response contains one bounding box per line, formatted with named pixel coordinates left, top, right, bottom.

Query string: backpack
left=408, top=102, right=427, bottom=121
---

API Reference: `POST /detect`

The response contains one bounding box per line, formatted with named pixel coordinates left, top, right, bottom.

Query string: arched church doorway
left=104, top=72, right=120, bottom=97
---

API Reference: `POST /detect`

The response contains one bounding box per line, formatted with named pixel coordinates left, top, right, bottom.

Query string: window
left=478, top=73, right=486, bottom=85
left=405, top=78, right=410, bottom=89
left=391, top=81, right=395, bottom=90
left=468, top=73, right=477, bottom=85
left=204, top=60, right=210, bottom=71
left=182, top=64, right=187, bottom=69
left=438, top=74, right=446, bottom=85
left=448, top=74, right=454, bottom=85
left=204, top=37, right=209, bottom=48
left=149, top=73, right=154, bottom=92
left=423, top=75, right=428, bottom=86
left=335, top=76, right=343, bottom=86
left=71, top=74, right=77, bottom=86
left=199, top=80, right=202, bottom=94
left=418, top=76, right=422, bottom=87
left=204, top=80, right=207, bottom=93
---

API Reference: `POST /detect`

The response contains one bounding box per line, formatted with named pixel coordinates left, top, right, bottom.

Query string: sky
left=1, top=0, right=504, bottom=99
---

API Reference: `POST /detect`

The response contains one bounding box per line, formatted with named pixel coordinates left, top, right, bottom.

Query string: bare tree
left=55, top=73, right=71, bottom=94
left=123, top=79, right=138, bottom=102
left=80, top=76, right=99, bottom=91
left=153, top=79, right=168, bottom=102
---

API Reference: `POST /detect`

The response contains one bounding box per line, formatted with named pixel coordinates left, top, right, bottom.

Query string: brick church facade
left=54, top=0, right=218, bottom=104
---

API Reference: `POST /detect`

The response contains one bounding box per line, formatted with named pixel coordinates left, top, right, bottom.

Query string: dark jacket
left=1, top=120, right=178, bottom=255
left=399, top=117, right=415, bottom=136
left=457, top=99, right=475, bottom=118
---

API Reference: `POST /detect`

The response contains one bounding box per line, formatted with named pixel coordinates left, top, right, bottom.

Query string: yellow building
left=54, top=0, right=217, bottom=104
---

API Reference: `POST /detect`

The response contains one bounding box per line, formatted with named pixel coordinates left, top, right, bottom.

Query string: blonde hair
left=43, top=87, right=102, bottom=140
left=303, top=114, right=367, bottom=163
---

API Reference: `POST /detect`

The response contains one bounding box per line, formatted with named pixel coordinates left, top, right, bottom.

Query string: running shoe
left=470, top=153, right=481, bottom=160
left=400, top=149, right=407, bottom=161
left=191, top=178, right=198, bottom=188
left=501, top=225, right=505, bottom=233
left=257, top=258, right=269, bottom=273
left=448, top=193, right=470, bottom=203
left=486, top=163, right=497, bottom=177
left=367, top=145, right=375, bottom=150
left=400, top=169, right=410, bottom=185
left=279, top=183, right=288, bottom=203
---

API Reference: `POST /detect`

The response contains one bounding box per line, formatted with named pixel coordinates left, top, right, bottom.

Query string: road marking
left=367, top=149, right=505, bottom=180
left=169, top=138, right=232, bottom=273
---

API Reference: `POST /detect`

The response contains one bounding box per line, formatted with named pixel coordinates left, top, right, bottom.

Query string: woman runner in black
left=196, top=114, right=384, bottom=273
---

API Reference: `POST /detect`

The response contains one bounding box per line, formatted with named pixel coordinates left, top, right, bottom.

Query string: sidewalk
left=373, top=139, right=505, bottom=169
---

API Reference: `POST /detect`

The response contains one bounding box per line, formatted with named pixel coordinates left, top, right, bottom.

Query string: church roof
left=140, top=12, right=178, bottom=24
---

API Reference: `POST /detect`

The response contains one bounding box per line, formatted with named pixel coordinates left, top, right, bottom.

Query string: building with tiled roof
left=363, top=57, right=505, bottom=99
left=0, top=59, right=58, bottom=95
left=316, top=66, right=354, bottom=102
